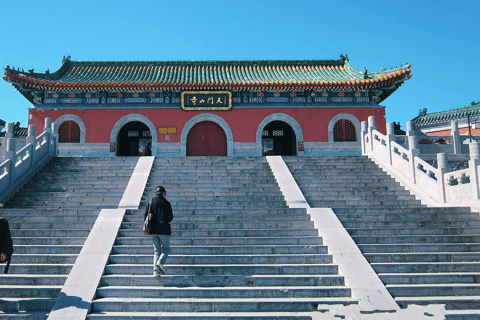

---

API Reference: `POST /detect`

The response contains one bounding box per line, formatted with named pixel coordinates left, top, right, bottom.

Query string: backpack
left=153, top=197, right=166, bottom=224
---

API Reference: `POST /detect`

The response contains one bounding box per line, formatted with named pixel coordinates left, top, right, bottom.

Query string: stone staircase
left=284, top=155, right=480, bottom=319
left=87, top=157, right=355, bottom=319
left=0, top=157, right=138, bottom=319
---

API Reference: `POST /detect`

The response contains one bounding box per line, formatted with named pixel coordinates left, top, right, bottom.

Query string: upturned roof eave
left=413, top=104, right=480, bottom=127
left=4, top=70, right=411, bottom=92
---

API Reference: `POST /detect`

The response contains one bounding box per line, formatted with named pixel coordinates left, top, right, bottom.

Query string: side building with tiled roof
left=3, top=55, right=412, bottom=156
left=412, top=102, right=480, bottom=136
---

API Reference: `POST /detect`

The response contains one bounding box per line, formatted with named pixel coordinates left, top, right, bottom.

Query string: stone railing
left=0, top=118, right=58, bottom=205
left=362, top=116, right=480, bottom=210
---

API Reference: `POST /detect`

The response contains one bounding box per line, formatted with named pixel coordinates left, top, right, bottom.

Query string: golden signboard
left=159, top=127, right=177, bottom=134
left=181, top=91, right=232, bottom=111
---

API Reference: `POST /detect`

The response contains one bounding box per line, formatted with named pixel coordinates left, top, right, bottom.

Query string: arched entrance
left=117, top=121, right=152, bottom=156
left=262, top=121, right=297, bottom=156
left=58, top=120, right=81, bottom=143
left=187, top=121, right=227, bottom=156
left=334, top=119, right=357, bottom=142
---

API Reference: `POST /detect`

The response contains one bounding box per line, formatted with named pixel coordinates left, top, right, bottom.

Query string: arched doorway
left=58, top=120, right=81, bottom=143
left=117, top=121, right=152, bottom=156
left=334, top=119, right=357, bottom=142
left=187, top=121, right=227, bottom=156
left=262, top=121, right=297, bottom=156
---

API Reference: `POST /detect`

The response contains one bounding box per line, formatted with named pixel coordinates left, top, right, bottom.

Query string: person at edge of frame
left=0, top=217, right=13, bottom=269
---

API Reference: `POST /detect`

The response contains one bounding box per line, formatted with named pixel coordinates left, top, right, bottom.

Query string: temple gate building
left=413, top=101, right=480, bottom=137
left=3, top=55, right=412, bottom=157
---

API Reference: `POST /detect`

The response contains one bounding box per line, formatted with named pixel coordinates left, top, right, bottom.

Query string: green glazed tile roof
left=4, top=56, right=412, bottom=93
left=413, top=102, right=480, bottom=126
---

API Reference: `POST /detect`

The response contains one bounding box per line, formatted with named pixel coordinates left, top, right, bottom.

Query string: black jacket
left=144, top=196, right=173, bottom=235
left=0, top=218, right=14, bottom=261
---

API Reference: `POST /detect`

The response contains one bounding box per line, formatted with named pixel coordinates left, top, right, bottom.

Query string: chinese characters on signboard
left=181, top=91, right=232, bottom=111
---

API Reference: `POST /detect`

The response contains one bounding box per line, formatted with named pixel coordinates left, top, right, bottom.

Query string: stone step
left=12, top=246, right=81, bottom=254
left=5, top=216, right=98, bottom=223
left=11, top=229, right=90, bottom=237
left=372, top=262, right=480, bottom=273
left=112, top=245, right=328, bottom=255
left=12, top=238, right=87, bottom=245
left=123, top=214, right=311, bottom=223
left=121, top=221, right=315, bottom=230
left=395, top=296, right=480, bottom=310
left=95, top=286, right=351, bottom=299
left=445, top=309, right=480, bottom=319
left=84, top=311, right=335, bottom=319
left=5, top=202, right=119, bottom=209
left=0, top=275, right=67, bottom=286
left=8, top=222, right=97, bottom=229
left=307, top=200, right=422, bottom=208
left=343, top=220, right=480, bottom=228
left=119, top=229, right=317, bottom=238
left=306, top=195, right=418, bottom=202
left=6, top=254, right=78, bottom=264
left=380, top=273, right=480, bottom=284
left=359, top=243, right=480, bottom=253
left=0, top=209, right=102, bottom=216
left=115, top=236, right=323, bottom=246
left=353, top=234, right=480, bottom=244
left=333, top=207, right=473, bottom=215
left=108, top=254, right=333, bottom=265
left=365, top=252, right=480, bottom=263
left=129, top=208, right=301, bottom=215
left=141, top=196, right=286, bottom=202
left=100, top=274, right=344, bottom=287
left=90, top=297, right=356, bottom=313
left=104, top=264, right=338, bottom=276
left=0, top=298, right=55, bottom=313
left=347, top=227, right=480, bottom=236
left=336, top=213, right=478, bottom=221
left=0, top=285, right=61, bottom=298
left=12, top=192, right=125, bottom=198
left=137, top=200, right=287, bottom=206
left=6, top=264, right=73, bottom=274
left=303, top=189, right=413, bottom=196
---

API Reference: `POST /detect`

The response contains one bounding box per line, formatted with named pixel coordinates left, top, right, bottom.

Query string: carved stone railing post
left=51, top=121, right=59, bottom=156
left=408, top=135, right=420, bottom=183
left=469, top=142, right=480, bottom=200
left=437, top=153, right=448, bottom=203
left=3, top=123, right=14, bottom=157
left=361, top=121, right=368, bottom=155
left=27, top=125, right=36, bottom=146
left=451, top=120, right=461, bottom=154
left=406, top=120, right=415, bottom=137
left=44, top=117, right=52, bottom=134
left=27, top=125, right=37, bottom=164
left=43, top=117, right=52, bottom=153
left=6, top=138, right=15, bottom=163
left=386, top=122, right=395, bottom=165
left=368, top=116, right=376, bottom=153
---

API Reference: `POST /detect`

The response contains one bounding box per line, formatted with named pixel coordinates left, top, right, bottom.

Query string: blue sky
left=1, top=0, right=479, bottom=131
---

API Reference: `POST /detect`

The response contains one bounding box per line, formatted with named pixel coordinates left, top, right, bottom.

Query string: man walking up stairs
left=88, top=157, right=355, bottom=319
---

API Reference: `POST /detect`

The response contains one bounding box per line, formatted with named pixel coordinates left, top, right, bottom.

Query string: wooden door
left=187, top=121, right=227, bottom=156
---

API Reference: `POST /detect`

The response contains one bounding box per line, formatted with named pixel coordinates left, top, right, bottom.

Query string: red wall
left=426, top=127, right=480, bottom=136
left=29, top=106, right=386, bottom=143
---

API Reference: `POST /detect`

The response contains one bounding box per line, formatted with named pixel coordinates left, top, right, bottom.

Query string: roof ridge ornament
left=62, top=55, right=71, bottom=65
